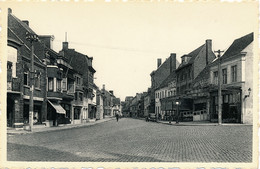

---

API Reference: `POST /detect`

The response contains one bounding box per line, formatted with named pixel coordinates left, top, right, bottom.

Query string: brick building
left=173, top=39, right=216, bottom=121
left=7, top=9, right=47, bottom=128
left=155, top=72, right=177, bottom=120
left=149, top=53, right=179, bottom=114
left=59, top=41, right=96, bottom=124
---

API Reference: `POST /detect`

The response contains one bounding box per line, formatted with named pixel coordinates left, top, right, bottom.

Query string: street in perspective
left=8, top=118, right=252, bottom=162
left=5, top=2, right=257, bottom=164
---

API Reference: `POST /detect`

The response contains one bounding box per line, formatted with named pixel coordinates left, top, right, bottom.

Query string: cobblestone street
left=7, top=118, right=252, bottom=162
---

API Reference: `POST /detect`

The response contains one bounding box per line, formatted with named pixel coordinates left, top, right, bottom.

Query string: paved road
left=7, top=118, right=252, bottom=162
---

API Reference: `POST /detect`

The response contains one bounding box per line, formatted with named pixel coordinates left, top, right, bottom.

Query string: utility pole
left=26, top=32, right=39, bottom=131
left=214, top=50, right=224, bottom=125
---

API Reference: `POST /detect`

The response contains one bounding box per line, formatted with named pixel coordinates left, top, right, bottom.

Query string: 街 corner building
left=6, top=8, right=121, bottom=129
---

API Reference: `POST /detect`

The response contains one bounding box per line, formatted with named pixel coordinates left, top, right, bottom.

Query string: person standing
left=116, top=113, right=119, bottom=122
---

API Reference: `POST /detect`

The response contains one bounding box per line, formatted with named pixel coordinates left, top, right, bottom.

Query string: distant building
left=150, top=53, right=179, bottom=114
left=143, top=89, right=151, bottom=117
left=155, top=72, right=177, bottom=120
left=59, top=41, right=96, bottom=124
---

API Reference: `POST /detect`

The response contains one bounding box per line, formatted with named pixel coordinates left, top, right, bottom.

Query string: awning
left=48, top=100, right=66, bottom=114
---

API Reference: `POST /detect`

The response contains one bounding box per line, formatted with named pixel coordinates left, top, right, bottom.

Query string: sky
left=6, top=2, right=257, bottom=100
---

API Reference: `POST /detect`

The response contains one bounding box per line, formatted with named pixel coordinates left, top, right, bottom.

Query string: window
left=48, top=77, right=54, bottom=91
left=24, top=72, right=28, bottom=86
left=181, top=57, right=185, bottom=63
left=75, top=92, right=78, bottom=100
left=213, top=71, right=218, bottom=85
left=76, top=77, right=81, bottom=85
left=62, top=78, right=67, bottom=91
left=35, top=74, right=41, bottom=88
left=7, top=62, right=12, bottom=70
left=79, top=92, right=83, bottom=101
left=57, top=79, right=61, bottom=92
left=231, top=65, right=237, bottom=82
left=7, top=46, right=17, bottom=78
left=222, top=68, right=227, bottom=84
left=224, top=95, right=229, bottom=103
left=74, top=108, right=81, bottom=119
left=229, top=94, right=233, bottom=103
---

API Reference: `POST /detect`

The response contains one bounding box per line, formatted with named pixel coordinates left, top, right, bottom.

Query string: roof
left=157, top=71, right=176, bottom=89
left=62, top=49, right=95, bottom=75
left=192, top=64, right=211, bottom=87
left=10, top=13, right=36, bottom=34
left=210, top=32, right=254, bottom=67
left=221, top=32, right=253, bottom=60
left=177, top=44, right=204, bottom=69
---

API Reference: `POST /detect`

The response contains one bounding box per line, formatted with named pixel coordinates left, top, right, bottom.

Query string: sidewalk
left=7, top=117, right=115, bottom=135
left=148, top=119, right=252, bottom=126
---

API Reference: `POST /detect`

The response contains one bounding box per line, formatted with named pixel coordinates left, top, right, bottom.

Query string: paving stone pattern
left=7, top=118, right=252, bottom=162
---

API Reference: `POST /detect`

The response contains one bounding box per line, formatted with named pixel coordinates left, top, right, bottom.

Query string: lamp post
left=26, top=32, right=39, bottom=131
left=176, top=101, right=180, bottom=124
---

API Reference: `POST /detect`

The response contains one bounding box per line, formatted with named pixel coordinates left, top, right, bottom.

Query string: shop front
left=210, top=88, right=242, bottom=123
left=161, top=98, right=193, bottom=122
left=47, top=100, right=66, bottom=126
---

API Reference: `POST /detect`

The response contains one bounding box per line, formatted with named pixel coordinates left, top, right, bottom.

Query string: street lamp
left=26, top=32, right=39, bottom=131
left=176, top=101, right=180, bottom=124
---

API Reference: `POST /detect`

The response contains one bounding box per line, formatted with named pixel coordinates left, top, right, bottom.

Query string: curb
left=144, top=119, right=252, bottom=126
left=7, top=118, right=114, bottom=135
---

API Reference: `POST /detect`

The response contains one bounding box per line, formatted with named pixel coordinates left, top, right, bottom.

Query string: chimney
left=62, top=42, right=68, bottom=50
left=39, top=35, right=54, bottom=49
left=170, top=53, right=176, bottom=72
left=206, top=39, right=212, bottom=65
left=157, top=58, right=162, bottom=68
left=109, top=90, right=114, bottom=95
left=22, top=20, right=29, bottom=26
left=8, top=8, right=12, bottom=14
left=103, top=84, right=105, bottom=90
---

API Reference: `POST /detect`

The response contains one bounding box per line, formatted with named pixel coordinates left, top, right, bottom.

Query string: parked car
left=146, top=113, right=157, bottom=122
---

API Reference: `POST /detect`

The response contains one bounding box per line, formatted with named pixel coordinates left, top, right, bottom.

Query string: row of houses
left=122, top=32, right=254, bottom=124
left=6, top=9, right=121, bottom=129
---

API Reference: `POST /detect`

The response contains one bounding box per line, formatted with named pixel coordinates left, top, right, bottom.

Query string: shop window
left=48, top=77, right=54, bottom=91
left=24, top=72, right=29, bottom=86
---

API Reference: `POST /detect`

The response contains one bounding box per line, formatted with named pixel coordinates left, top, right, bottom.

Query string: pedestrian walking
left=116, top=113, right=119, bottom=122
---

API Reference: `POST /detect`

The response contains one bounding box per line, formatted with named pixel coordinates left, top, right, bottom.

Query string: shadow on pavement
left=7, top=143, right=163, bottom=162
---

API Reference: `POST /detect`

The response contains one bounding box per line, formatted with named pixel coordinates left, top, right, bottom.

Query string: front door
left=7, top=98, right=14, bottom=127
